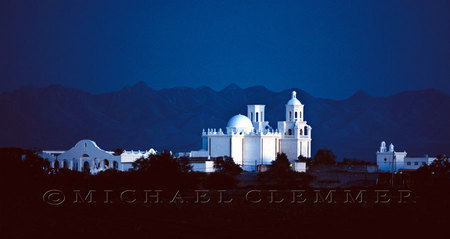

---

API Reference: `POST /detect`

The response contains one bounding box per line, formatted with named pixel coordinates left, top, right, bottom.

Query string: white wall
left=293, top=162, right=306, bottom=172
left=121, top=163, right=134, bottom=171
left=210, top=136, right=231, bottom=158
left=377, top=151, right=406, bottom=172
left=280, top=138, right=298, bottom=161
left=191, top=161, right=215, bottom=173
left=404, top=157, right=428, bottom=170
left=231, top=136, right=243, bottom=165
left=191, top=150, right=208, bottom=158
left=262, top=136, right=277, bottom=164
left=243, top=136, right=261, bottom=170
left=377, top=152, right=395, bottom=172
left=300, top=140, right=311, bottom=158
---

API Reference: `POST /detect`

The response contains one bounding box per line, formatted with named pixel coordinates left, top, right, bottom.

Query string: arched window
left=289, top=111, right=292, bottom=120
left=104, top=159, right=109, bottom=169
left=288, top=129, right=292, bottom=135
left=54, top=161, right=60, bottom=169
left=295, top=111, right=298, bottom=119
left=300, top=129, right=303, bottom=135
left=256, top=112, right=259, bottom=122
left=82, top=154, right=89, bottom=158
left=83, top=161, right=90, bottom=173
left=72, top=158, right=77, bottom=171
left=250, top=112, right=253, bottom=121
left=304, top=126, right=308, bottom=135
left=113, top=161, right=118, bottom=169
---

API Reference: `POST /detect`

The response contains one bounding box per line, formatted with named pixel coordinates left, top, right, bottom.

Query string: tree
left=113, top=148, right=124, bottom=156
left=24, top=151, right=51, bottom=174
left=270, top=152, right=291, bottom=174
left=204, top=172, right=238, bottom=189
left=413, top=155, right=449, bottom=185
left=132, top=150, right=181, bottom=176
left=259, top=153, right=310, bottom=187
left=339, top=158, right=373, bottom=165
left=313, top=149, right=336, bottom=165
left=297, top=155, right=312, bottom=167
left=213, top=156, right=242, bottom=175
left=428, top=154, right=449, bottom=177
left=178, top=156, right=193, bottom=174
left=206, top=156, right=242, bottom=189
left=132, top=156, right=151, bottom=172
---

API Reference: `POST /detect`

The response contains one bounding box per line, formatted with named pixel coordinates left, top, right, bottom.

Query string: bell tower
left=278, top=91, right=312, bottom=160
left=247, top=105, right=270, bottom=132
left=247, top=105, right=265, bottom=123
left=285, top=91, right=304, bottom=122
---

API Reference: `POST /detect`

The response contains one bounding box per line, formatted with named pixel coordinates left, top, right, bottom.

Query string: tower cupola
left=285, top=91, right=304, bottom=122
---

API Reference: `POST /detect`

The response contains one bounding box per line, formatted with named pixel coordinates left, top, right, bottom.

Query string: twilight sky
left=1, top=0, right=449, bottom=99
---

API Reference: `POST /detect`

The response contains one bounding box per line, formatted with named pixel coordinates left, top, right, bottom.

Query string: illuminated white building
left=376, top=141, right=437, bottom=172
left=185, top=91, right=312, bottom=171
left=41, top=139, right=156, bottom=174
left=43, top=91, right=312, bottom=173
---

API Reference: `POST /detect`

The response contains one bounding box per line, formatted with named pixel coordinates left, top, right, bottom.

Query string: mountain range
left=1, top=82, right=449, bottom=162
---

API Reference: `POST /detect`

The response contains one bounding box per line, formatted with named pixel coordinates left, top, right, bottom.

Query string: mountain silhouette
left=1, top=83, right=448, bottom=162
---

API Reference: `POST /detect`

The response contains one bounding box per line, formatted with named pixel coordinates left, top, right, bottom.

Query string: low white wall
left=191, top=150, right=208, bottom=158
left=293, top=161, right=306, bottom=172
left=191, top=161, right=215, bottom=173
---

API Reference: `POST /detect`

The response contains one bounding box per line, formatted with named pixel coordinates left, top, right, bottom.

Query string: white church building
left=41, top=139, right=156, bottom=174
left=182, top=91, right=312, bottom=172
left=42, top=91, right=312, bottom=173
left=376, top=141, right=437, bottom=172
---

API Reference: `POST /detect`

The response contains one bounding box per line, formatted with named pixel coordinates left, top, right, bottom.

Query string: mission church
left=42, top=91, right=311, bottom=173
left=182, top=91, right=312, bottom=172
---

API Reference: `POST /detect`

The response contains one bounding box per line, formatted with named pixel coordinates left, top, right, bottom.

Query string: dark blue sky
left=1, top=0, right=449, bottom=99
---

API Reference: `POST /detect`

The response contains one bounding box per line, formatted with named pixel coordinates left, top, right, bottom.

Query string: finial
left=292, top=91, right=297, bottom=99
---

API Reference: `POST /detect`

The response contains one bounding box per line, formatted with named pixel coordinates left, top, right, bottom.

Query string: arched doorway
left=104, top=159, right=109, bottom=169
left=113, top=161, right=118, bottom=170
left=83, top=161, right=90, bottom=173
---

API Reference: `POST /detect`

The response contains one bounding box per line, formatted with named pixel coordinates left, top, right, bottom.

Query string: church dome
left=226, top=114, right=254, bottom=133
left=287, top=91, right=302, bottom=105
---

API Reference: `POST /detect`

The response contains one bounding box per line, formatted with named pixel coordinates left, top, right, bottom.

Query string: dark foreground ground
left=2, top=185, right=449, bottom=238
left=1, top=149, right=449, bottom=238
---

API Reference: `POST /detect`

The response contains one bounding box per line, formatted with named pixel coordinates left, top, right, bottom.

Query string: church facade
left=376, top=141, right=437, bottom=172
left=186, top=91, right=312, bottom=171
left=41, top=139, right=156, bottom=174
